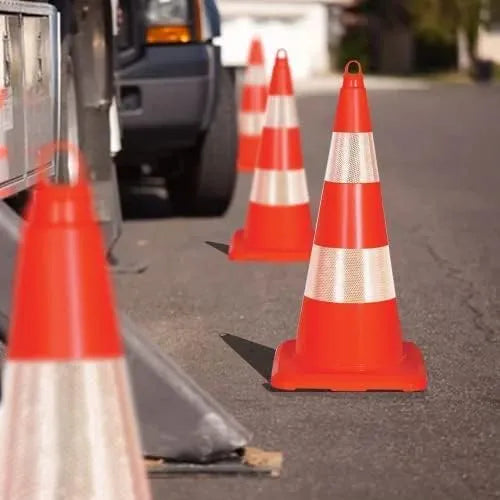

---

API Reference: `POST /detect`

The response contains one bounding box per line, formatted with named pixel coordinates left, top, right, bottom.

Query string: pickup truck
left=115, top=0, right=237, bottom=216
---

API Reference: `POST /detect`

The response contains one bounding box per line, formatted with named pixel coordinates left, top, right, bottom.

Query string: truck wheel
left=167, top=68, right=237, bottom=216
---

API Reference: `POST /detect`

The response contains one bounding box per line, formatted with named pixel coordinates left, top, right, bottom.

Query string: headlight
left=146, top=0, right=200, bottom=44
left=146, top=0, right=189, bottom=27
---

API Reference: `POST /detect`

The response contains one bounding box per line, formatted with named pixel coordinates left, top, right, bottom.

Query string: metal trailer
left=0, top=2, right=58, bottom=197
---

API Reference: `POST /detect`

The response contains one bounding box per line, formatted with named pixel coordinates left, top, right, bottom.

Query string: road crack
left=423, top=240, right=499, bottom=344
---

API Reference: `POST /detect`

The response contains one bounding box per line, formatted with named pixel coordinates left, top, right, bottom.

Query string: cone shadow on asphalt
left=206, top=241, right=229, bottom=255
left=218, top=336, right=427, bottom=395
left=221, top=334, right=274, bottom=381
left=220, top=335, right=347, bottom=393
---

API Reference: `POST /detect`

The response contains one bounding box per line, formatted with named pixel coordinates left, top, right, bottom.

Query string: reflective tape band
left=304, top=245, right=396, bottom=303
left=264, top=95, right=298, bottom=128
left=244, top=65, right=267, bottom=86
left=0, top=359, right=150, bottom=499
left=250, top=168, right=309, bottom=206
left=325, top=132, right=379, bottom=183
left=239, top=111, right=265, bottom=135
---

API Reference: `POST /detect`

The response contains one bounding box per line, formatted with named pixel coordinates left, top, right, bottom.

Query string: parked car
left=115, top=0, right=237, bottom=216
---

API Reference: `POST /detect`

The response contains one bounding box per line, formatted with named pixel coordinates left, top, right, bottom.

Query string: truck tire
left=167, top=67, right=237, bottom=216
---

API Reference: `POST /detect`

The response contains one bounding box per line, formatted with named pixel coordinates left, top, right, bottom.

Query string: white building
left=478, top=19, right=500, bottom=64
left=475, top=1, right=500, bottom=65
left=218, top=0, right=354, bottom=80
left=478, top=29, right=500, bottom=64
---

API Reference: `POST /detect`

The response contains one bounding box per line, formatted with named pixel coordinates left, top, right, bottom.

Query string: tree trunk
left=457, top=28, right=472, bottom=70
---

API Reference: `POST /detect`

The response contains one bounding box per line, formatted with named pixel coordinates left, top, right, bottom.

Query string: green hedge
left=337, top=28, right=370, bottom=72
left=336, top=27, right=457, bottom=74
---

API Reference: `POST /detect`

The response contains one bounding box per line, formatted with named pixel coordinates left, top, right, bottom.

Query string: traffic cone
left=270, top=61, right=427, bottom=391
left=0, top=143, right=151, bottom=499
left=229, top=49, right=313, bottom=262
left=0, top=203, right=251, bottom=466
left=237, top=37, right=267, bottom=173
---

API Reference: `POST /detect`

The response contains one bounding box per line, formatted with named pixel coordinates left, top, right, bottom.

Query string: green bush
left=414, top=33, right=457, bottom=72
left=337, top=28, right=370, bottom=72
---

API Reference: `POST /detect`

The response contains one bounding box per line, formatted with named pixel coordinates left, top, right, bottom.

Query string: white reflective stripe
left=239, top=111, right=265, bottom=135
left=244, top=64, right=267, bottom=86
left=250, top=168, right=309, bottom=206
left=264, top=95, right=298, bottom=128
left=325, top=132, right=379, bottom=183
left=304, top=245, right=395, bottom=303
left=0, top=359, right=151, bottom=499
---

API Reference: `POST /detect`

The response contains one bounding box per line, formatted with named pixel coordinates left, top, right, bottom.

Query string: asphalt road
left=117, top=84, right=500, bottom=500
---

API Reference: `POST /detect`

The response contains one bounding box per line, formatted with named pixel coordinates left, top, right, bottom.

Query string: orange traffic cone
left=229, top=49, right=313, bottom=262
left=0, top=143, right=151, bottom=499
left=237, top=37, right=268, bottom=173
left=270, top=61, right=427, bottom=391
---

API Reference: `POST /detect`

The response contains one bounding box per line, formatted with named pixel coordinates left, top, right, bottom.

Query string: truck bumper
left=116, top=43, right=219, bottom=161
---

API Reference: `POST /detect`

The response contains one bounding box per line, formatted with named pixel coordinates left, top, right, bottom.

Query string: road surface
left=116, top=83, right=500, bottom=500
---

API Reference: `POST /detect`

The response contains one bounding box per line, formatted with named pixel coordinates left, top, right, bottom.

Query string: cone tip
left=249, top=37, right=264, bottom=65
left=269, top=48, right=293, bottom=96
left=333, top=59, right=371, bottom=132
left=27, top=142, right=96, bottom=226
left=342, top=59, right=365, bottom=89
left=344, top=60, right=363, bottom=74
left=276, top=48, right=288, bottom=60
